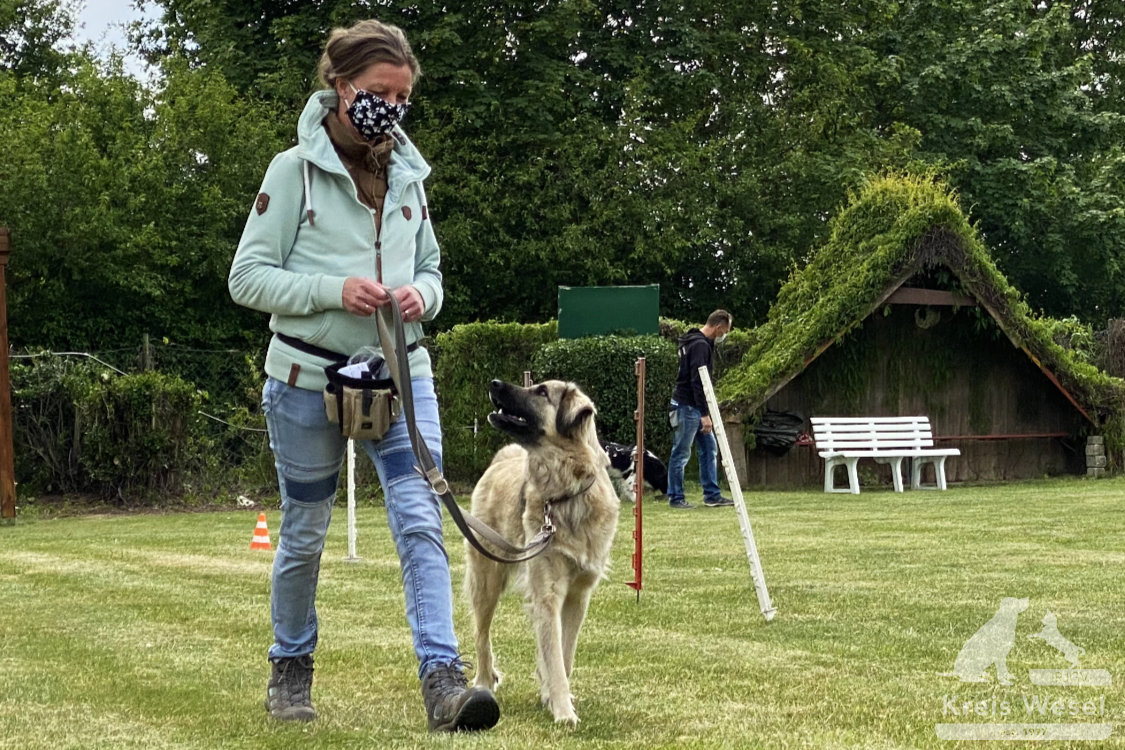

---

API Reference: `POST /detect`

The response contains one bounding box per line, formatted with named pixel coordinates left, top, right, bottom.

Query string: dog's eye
left=536, top=385, right=549, bottom=398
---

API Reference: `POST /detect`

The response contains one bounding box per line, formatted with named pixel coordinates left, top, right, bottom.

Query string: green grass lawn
left=2, top=478, right=1123, bottom=749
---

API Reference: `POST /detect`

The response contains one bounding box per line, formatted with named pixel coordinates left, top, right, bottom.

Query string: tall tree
left=862, top=0, right=1125, bottom=323
left=0, top=53, right=284, bottom=350
left=18, top=0, right=1125, bottom=346
left=0, top=0, right=75, bottom=78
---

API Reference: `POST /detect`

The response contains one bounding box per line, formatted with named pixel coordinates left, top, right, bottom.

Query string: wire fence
left=11, top=341, right=273, bottom=503
left=10, top=338, right=507, bottom=505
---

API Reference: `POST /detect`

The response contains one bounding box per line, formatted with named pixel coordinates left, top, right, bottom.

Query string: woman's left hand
left=394, top=285, right=425, bottom=322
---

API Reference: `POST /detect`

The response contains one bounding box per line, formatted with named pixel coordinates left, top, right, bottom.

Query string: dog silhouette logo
left=941, top=596, right=1029, bottom=685
left=1029, top=609, right=1086, bottom=668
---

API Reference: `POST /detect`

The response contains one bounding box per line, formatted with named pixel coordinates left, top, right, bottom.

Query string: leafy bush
left=77, top=371, right=203, bottom=500
left=9, top=353, right=207, bottom=501
left=433, top=320, right=744, bottom=483
left=432, top=320, right=558, bottom=480
left=10, top=354, right=103, bottom=493
left=531, top=335, right=678, bottom=459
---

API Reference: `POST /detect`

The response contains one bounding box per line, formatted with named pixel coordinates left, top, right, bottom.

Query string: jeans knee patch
left=283, top=472, right=340, bottom=504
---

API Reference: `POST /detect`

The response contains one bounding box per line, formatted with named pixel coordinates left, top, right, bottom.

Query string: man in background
left=666, top=310, right=734, bottom=509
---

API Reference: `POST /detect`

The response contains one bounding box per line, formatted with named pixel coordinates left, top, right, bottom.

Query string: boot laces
left=276, top=656, right=314, bottom=703
left=429, top=659, right=471, bottom=696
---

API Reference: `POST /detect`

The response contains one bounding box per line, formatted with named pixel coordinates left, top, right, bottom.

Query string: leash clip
left=414, top=464, right=450, bottom=496
left=425, top=466, right=449, bottom=496
left=542, top=502, right=556, bottom=536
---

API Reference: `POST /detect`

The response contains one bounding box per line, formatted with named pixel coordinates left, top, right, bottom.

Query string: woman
left=228, top=19, right=498, bottom=733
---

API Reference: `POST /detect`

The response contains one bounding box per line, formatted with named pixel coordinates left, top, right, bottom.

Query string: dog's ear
left=556, top=384, right=596, bottom=439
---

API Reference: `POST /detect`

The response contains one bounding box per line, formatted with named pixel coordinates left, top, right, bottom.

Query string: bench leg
left=912, top=457, right=951, bottom=490
left=874, top=457, right=906, bottom=492
left=824, top=457, right=860, bottom=494
left=846, top=458, right=860, bottom=495
left=890, top=457, right=904, bottom=492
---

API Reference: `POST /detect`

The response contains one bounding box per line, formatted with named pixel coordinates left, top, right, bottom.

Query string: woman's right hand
left=343, top=277, right=391, bottom=316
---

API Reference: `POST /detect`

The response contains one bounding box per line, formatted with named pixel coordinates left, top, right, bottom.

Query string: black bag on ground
left=323, top=359, right=400, bottom=441
left=753, top=410, right=806, bottom=456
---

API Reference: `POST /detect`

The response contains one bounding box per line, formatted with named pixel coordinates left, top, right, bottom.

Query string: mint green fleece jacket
left=228, top=90, right=442, bottom=391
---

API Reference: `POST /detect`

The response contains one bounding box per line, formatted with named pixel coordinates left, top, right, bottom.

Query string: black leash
left=375, top=296, right=559, bottom=564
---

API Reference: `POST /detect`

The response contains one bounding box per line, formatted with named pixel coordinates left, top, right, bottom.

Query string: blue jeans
left=261, top=376, right=458, bottom=678
left=666, top=401, right=721, bottom=503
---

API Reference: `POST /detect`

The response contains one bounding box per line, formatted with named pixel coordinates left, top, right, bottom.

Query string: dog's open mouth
left=486, top=381, right=539, bottom=439
left=490, top=405, right=529, bottom=430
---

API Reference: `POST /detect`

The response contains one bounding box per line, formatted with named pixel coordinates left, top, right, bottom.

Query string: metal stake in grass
left=700, top=366, right=777, bottom=621
left=344, top=438, right=361, bottom=562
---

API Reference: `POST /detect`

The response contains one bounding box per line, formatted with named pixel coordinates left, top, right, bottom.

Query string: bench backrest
left=810, top=416, right=936, bottom=452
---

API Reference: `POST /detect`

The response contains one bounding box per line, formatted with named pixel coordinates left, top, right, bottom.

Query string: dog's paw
left=552, top=707, right=580, bottom=727
left=547, top=694, right=579, bottom=726
left=475, top=668, right=502, bottom=691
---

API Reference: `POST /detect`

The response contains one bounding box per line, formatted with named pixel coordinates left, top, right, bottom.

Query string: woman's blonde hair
left=317, top=20, right=420, bottom=88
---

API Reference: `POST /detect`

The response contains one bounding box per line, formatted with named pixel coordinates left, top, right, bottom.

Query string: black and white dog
left=601, top=440, right=669, bottom=498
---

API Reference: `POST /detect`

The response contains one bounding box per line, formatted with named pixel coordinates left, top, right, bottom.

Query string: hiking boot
left=669, top=498, right=695, bottom=509
left=420, top=661, right=500, bottom=732
left=703, top=496, right=734, bottom=507
left=265, top=655, right=316, bottom=721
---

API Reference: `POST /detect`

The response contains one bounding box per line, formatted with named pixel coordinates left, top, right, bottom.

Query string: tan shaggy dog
left=465, top=379, right=619, bottom=725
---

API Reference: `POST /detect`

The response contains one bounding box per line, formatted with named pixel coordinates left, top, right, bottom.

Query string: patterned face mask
left=345, top=83, right=410, bottom=140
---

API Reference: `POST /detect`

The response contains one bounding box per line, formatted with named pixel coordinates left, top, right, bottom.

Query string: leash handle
left=375, top=297, right=554, bottom=564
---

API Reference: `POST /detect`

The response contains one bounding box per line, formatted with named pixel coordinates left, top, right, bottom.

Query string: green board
left=557, top=285, right=659, bottom=339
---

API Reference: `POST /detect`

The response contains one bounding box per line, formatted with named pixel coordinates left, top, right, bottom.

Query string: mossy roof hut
left=716, top=174, right=1125, bottom=488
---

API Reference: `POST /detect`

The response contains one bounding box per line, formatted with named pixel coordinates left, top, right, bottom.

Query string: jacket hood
left=295, top=90, right=431, bottom=192
left=679, top=327, right=708, bottom=345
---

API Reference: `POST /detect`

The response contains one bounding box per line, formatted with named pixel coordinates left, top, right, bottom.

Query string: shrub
left=433, top=320, right=743, bottom=484
left=9, top=353, right=207, bottom=501
left=531, top=335, right=678, bottom=459
left=77, top=371, right=204, bottom=500
left=432, top=320, right=558, bottom=481
left=10, top=353, right=103, bottom=493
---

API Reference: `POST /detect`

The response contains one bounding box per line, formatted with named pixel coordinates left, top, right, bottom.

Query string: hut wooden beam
left=886, top=287, right=977, bottom=307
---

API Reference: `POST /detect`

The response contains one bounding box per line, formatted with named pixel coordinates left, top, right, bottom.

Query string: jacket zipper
left=373, top=208, right=382, bottom=283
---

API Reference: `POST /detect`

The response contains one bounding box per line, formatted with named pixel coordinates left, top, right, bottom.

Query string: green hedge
left=80, top=371, right=203, bottom=498
left=433, top=320, right=742, bottom=482
left=11, top=354, right=205, bottom=500
left=9, top=322, right=739, bottom=501
left=532, top=334, right=678, bottom=458
left=432, top=320, right=558, bottom=480
left=433, top=318, right=749, bottom=482
left=11, top=354, right=99, bottom=494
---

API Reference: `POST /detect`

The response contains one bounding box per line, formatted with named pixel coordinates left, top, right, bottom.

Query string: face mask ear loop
left=340, top=81, right=357, bottom=110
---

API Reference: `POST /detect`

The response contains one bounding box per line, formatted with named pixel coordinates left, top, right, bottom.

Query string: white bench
left=809, top=416, right=961, bottom=494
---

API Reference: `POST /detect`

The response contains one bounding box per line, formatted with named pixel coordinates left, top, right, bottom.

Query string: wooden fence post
left=0, top=228, right=16, bottom=520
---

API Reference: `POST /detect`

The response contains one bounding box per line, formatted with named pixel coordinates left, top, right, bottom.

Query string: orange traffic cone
left=250, top=512, right=272, bottom=550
